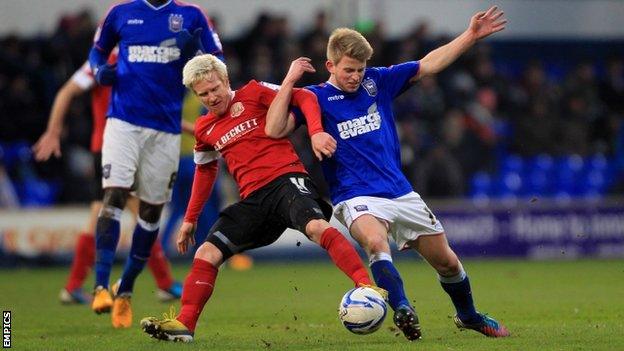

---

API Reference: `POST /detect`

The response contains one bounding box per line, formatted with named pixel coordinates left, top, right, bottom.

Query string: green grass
left=2, top=259, right=623, bottom=350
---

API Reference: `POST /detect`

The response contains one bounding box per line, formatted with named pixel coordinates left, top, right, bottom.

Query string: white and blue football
left=338, top=287, right=387, bottom=335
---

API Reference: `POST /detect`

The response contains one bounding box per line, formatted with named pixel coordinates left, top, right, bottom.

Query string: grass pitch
left=2, top=259, right=623, bottom=350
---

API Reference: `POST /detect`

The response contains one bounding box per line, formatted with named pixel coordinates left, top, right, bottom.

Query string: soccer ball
left=338, top=287, right=387, bottom=335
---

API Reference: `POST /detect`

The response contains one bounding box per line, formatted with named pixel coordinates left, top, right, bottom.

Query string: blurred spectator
left=2, top=8, right=624, bottom=204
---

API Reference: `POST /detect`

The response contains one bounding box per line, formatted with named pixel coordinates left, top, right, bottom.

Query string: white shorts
left=333, top=192, right=445, bottom=250
left=101, top=118, right=180, bottom=204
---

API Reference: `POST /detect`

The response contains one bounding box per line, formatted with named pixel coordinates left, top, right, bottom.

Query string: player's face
left=327, top=56, right=366, bottom=93
left=193, top=74, right=232, bottom=116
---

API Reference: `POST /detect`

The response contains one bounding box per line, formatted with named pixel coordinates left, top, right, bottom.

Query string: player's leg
left=142, top=200, right=275, bottom=342
left=348, top=214, right=421, bottom=341
left=93, top=187, right=129, bottom=313
left=119, top=196, right=180, bottom=301
left=334, top=196, right=421, bottom=340
left=409, top=234, right=509, bottom=337
left=93, top=119, right=139, bottom=314
left=275, top=173, right=373, bottom=287
left=113, top=127, right=180, bottom=327
left=60, top=200, right=99, bottom=304
left=111, top=201, right=163, bottom=328
left=61, top=152, right=106, bottom=304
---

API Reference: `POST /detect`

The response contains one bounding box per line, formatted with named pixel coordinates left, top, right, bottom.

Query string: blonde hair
left=182, top=54, right=228, bottom=89
left=327, top=28, right=373, bottom=64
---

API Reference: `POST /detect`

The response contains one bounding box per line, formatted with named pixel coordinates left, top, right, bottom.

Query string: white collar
left=141, top=0, right=172, bottom=10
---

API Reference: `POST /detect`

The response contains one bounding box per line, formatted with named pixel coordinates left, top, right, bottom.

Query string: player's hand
left=310, top=132, right=337, bottom=161
left=94, top=63, right=117, bottom=86
left=468, top=6, right=507, bottom=41
left=32, top=131, right=62, bottom=161
left=176, top=221, right=197, bottom=254
left=178, top=28, right=205, bottom=59
left=284, top=57, right=316, bottom=85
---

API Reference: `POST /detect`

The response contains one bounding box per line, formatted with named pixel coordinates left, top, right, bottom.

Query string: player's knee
left=304, top=219, right=330, bottom=243
left=359, top=233, right=389, bottom=255
left=139, top=202, right=164, bottom=223
left=194, top=242, right=224, bottom=267
left=435, top=255, right=461, bottom=277
left=102, top=187, right=128, bottom=209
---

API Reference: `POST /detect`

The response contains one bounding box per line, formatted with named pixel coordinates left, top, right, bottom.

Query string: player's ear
left=326, top=59, right=335, bottom=74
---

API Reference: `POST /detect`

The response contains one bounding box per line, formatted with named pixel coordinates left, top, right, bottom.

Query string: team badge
left=362, top=78, right=377, bottom=97
left=102, top=164, right=111, bottom=179
left=230, top=102, right=245, bottom=118
left=354, top=205, right=369, bottom=212
left=168, top=14, right=184, bottom=33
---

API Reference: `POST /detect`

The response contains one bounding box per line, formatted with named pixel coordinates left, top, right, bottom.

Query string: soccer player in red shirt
left=32, top=51, right=182, bottom=305
left=140, top=54, right=382, bottom=342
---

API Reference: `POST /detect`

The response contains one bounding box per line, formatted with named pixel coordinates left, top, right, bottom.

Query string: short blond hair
left=327, top=28, right=373, bottom=64
left=182, top=54, right=228, bottom=89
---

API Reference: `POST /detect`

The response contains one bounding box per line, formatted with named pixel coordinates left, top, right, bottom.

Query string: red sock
left=65, top=233, right=95, bottom=292
left=320, top=227, right=372, bottom=286
left=147, top=241, right=175, bottom=290
left=177, top=259, right=218, bottom=332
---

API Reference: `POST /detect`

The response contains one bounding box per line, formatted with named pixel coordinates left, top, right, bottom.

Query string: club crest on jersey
left=354, top=205, right=369, bottom=212
left=230, top=102, right=245, bottom=118
left=362, top=78, right=377, bottom=96
left=168, top=14, right=184, bottom=33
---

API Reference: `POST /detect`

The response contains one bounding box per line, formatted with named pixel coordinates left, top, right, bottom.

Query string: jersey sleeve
left=255, top=81, right=279, bottom=107
left=70, top=61, right=95, bottom=90
left=92, top=5, right=120, bottom=55
left=376, top=61, right=420, bottom=98
left=194, top=8, right=224, bottom=60
left=193, top=120, right=220, bottom=164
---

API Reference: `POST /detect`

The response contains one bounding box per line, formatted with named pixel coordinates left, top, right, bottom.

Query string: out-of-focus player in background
left=139, top=54, right=383, bottom=343
left=267, top=6, right=510, bottom=341
left=87, top=0, right=223, bottom=328
left=32, top=50, right=183, bottom=305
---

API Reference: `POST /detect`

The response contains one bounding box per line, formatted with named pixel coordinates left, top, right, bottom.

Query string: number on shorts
left=290, top=177, right=311, bottom=194
left=424, top=206, right=437, bottom=225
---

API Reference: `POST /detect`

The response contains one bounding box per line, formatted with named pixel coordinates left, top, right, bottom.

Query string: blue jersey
left=306, top=61, right=420, bottom=204
left=93, top=0, right=223, bottom=133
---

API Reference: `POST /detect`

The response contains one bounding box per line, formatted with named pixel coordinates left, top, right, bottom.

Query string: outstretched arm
left=412, top=6, right=506, bottom=82
left=32, top=80, right=87, bottom=161
left=178, top=161, right=218, bottom=254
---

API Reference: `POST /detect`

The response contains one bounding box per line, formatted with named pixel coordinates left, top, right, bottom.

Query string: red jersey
left=70, top=51, right=117, bottom=152
left=193, top=80, right=307, bottom=199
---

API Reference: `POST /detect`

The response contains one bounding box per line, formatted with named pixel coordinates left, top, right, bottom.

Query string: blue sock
left=439, top=270, right=480, bottom=323
left=117, top=218, right=159, bottom=295
left=369, top=253, right=410, bottom=310
left=94, top=207, right=122, bottom=289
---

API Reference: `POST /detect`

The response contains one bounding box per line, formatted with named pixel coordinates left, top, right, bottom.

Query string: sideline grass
left=2, top=259, right=623, bottom=350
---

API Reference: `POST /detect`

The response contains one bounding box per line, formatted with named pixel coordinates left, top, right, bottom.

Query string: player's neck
left=327, top=76, right=345, bottom=91
left=145, top=0, right=168, bottom=7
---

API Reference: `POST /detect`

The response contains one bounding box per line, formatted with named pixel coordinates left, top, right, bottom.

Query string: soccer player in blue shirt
left=267, top=6, right=510, bottom=340
left=88, top=0, right=223, bottom=328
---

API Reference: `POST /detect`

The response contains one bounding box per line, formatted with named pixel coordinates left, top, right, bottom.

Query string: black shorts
left=205, top=172, right=333, bottom=260
left=92, top=152, right=104, bottom=200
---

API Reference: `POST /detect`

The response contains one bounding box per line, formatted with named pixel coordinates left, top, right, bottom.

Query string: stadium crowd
left=1, top=9, right=623, bottom=206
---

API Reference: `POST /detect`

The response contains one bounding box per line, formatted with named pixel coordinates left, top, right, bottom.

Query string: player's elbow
left=264, top=125, right=286, bottom=139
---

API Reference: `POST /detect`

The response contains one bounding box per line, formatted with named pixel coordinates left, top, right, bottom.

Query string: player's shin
left=65, top=233, right=95, bottom=292
left=177, top=258, right=219, bottom=331
left=117, top=218, right=160, bottom=295
left=319, top=227, right=372, bottom=286
left=147, top=240, right=175, bottom=290
left=369, top=252, right=410, bottom=310
left=439, top=269, right=480, bottom=323
left=94, top=207, right=123, bottom=289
